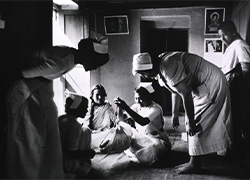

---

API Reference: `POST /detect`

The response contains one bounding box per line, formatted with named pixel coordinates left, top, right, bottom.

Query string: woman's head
left=218, top=20, right=238, bottom=46
left=132, top=52, right=158, bottom=79
left=76, top=38, right=109, bottom=71
left=134, top=86, right=152, bottom=107
left=90, top=84, right=107, bottom=105
left=65, top=95, right=88, bottom=118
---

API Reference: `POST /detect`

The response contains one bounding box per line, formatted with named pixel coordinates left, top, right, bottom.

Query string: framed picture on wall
left=104, top=15, right=129, bottom=35
left=204, top=38, right=224, bottom=54
left=204, top=8, right=225, bottom=35
left=204, top=38, right=224, bottom=68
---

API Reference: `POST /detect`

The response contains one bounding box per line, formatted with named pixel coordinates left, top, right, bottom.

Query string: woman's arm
left=240, top=62, right=250, bottom=80
left=114, top=97, right=150, bottom=125
left=171, top=93, right=181, bottom=129
left=174, top=81, right=197, bottom=136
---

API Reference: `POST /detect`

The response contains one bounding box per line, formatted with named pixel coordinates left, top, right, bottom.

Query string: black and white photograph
left=104, top=15, right=129, bottom=35
left=204, top=38, right=224, bottom=53
left=1, top=1, right=250, bottom=180
left=204, top=8, right=225, bottom=34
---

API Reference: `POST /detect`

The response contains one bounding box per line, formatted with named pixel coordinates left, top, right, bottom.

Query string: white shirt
left=221, top=39, right=250, bottom=75
left=130, top=101, right=164, bottom=135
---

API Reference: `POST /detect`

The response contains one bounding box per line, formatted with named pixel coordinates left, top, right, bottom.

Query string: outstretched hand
left=113, top=97, right=129, bottom=110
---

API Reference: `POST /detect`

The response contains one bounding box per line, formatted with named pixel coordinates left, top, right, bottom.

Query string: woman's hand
left=113, top=97, right=129, bottom=110
left=171, top=114, right=180, bottom=130
left=186, top=121, right=197, bottom=136
left=185, top=121, right=202, bottom=136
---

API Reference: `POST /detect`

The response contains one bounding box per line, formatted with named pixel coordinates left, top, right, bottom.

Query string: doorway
left=140, top=27, right=189, bottom=114
left=141, top=28, right=188, bottom=59
left=52, top=1, right=90, bottom=116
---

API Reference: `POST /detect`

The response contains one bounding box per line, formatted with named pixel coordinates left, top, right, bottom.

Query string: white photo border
left=204, top=38, right=224, bottom=54
left=104, top=15, right=129, bottom=35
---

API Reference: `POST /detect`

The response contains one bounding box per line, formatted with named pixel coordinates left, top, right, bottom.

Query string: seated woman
left=58, top=95, right=95, bottom=179
left=83, top=84, right=116, bottom=132
left=114, top=86, right=171, bottom=166
left=82, top=84, right=116, bottom=150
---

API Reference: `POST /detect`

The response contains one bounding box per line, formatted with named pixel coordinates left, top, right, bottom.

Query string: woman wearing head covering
left=58, top=94, right=95, bottom=179
left=114, top=86, right=171, bottom=166
left=131, top=51, right=232, bottom=174
left=218, top=20, right=250, bottom=157
left=5, top=37, right=109, bottom=179
left=22, top=37, right=109, bottom=79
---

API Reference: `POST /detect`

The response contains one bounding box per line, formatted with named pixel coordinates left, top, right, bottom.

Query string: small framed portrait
left=204, top=38, right=224, bottom=68
left=104, top=15, right=129, bottom=35
left=204, top=38, right=224, bottom=54
left=204, top=8, right=225, bottom=35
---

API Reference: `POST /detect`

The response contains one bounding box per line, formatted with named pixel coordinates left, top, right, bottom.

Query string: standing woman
left=132, top=52, right=232, bottom=174
left=5, top=37, right=109, bottom=179
left=218, top=20, right=250, bottom=156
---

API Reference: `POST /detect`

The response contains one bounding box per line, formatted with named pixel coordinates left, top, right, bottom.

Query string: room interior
left=1, top=0, right=250, bottom=179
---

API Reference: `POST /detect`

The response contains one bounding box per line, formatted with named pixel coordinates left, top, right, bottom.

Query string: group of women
left=5, top=37, right=109, bottom=179
left=5, top=20, right=250, bottom=179
left=83, top=20, right=250, bottom=175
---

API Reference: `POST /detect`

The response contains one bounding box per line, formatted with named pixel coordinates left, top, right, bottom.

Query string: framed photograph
left=104, top=15, right=129, bottom=35
left=204, top=38, right=224, bottom=68
left=204, top=8, right=225, bottom=35
left=204, top=38, right=224, bottom=53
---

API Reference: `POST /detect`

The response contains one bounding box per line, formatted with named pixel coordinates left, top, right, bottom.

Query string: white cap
left=132, top=52, right=153, bottom=75
left=65, top=91, right=87, bottom=109
left=137, top=82, right=155, bottom=93
left=93, top=37, right=108, bottom=54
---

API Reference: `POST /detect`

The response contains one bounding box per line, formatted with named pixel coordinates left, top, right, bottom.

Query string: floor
left=88, top=115, right=250, bottom=180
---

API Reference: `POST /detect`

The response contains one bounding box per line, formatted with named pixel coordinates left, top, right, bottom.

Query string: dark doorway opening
left=140, top=27, right=189, bottom=114
left=141, top=28, right=188, bottom=59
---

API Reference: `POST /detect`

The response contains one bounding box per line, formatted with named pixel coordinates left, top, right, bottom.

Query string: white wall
left=96, top=5, right=230, bottom=107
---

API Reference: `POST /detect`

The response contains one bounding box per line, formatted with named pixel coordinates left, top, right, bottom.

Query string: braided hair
left=88, top=84, right=107, bottom=129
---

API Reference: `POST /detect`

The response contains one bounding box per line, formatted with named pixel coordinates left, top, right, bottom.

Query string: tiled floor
left=90, top=116, right=250, bottom=180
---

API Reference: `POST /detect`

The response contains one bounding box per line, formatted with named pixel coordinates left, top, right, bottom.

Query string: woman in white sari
left=82, top=85, right=116, bottom=150
left=83, top=84, right=116, bottom=132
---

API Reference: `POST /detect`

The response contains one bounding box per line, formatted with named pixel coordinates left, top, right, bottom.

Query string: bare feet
left=174, top=162, right=189, bottom=169
left=175, top=162, right=201, bottom=174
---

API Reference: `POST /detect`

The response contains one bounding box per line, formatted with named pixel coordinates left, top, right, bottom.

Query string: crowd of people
left=3, top=20, right=250, bottom=178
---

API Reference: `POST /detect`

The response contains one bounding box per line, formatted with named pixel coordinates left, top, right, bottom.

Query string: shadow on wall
left=246, top=18, right=250, bottom=46
left=242, top=15, right=250, bottom=174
